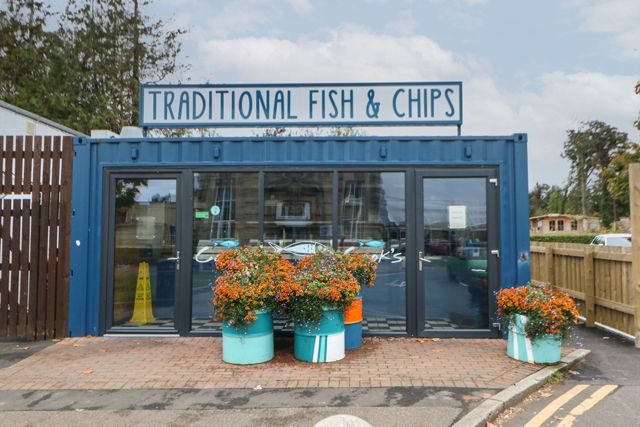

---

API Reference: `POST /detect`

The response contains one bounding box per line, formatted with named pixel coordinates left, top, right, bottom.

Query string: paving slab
left=0, top=336, right=542, bottom=391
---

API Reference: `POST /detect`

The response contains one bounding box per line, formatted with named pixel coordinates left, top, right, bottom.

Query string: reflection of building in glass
left=193, top=173, right=259, bottom=246
left=264, top=173, right=332, bottom=245
left=339, top=173, right=405, bottom=252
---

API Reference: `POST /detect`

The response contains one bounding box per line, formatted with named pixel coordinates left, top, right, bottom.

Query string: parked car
left=590, top=233, right=632, bottom=247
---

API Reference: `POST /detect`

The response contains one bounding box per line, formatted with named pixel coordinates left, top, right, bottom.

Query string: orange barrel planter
left=344, top=295, right=363, bottom=349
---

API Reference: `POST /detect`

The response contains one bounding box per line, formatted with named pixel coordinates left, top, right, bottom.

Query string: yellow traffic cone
left=129, top=262, right=156, bottom=325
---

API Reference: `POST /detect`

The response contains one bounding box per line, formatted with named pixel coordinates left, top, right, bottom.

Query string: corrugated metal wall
left=69, top=134, right=530, bottom=337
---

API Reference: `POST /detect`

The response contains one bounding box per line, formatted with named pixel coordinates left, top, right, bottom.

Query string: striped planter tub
left=294, top=307, right=345, bottom=363
left=507, top=314, right=562, bottom=364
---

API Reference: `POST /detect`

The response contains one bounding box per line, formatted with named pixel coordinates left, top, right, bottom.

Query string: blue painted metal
left=68, top=133, right=530, bottom=337
left=345, top=322, right=363, bottom=350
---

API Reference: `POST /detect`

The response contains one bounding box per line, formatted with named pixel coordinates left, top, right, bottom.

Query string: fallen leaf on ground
left=541, top=392, right=553, bottom=398
left=431, top=349, right=442, bottom=353
left=431, top=338, right=442, bottom=342
left=100, top=349, right=108, bottom=353
left=72, top=343, right=84, bottom=347
left=82, top=368, right=94, bottom=375
left=568, top=370, right=579, bottom=375
left=253, top=385, right=263, bottom=390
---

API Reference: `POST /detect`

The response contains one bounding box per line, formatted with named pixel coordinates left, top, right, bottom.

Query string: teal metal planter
left=222, top=310, right=274, bottom=364
left=507, top=314, right=562, bottom=364
left=294, top=307, right=345, bottom=363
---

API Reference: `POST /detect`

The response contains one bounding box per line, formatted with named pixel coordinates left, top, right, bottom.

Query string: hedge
left=529, top=234, right=597, bottom=244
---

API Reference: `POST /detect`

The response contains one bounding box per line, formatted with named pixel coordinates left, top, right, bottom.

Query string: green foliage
left=529, top=183, right=567, bottom=216
left=635, top=82, right=639, bottom=132
left=531, top=121, right=637, bottom=226
left=562, top=120, right=630, bottom=218
left=0, top=0, right=186, bottom=134
left=530, top=234, right=597, bottom=244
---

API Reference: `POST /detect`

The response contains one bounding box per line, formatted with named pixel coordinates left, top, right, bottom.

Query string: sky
left=130, top=1, right=640, bottom=186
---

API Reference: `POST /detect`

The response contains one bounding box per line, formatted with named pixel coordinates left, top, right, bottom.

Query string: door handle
left=418, top=250, right=431, bottom=271
left=166, top=250, right=181, bottom=271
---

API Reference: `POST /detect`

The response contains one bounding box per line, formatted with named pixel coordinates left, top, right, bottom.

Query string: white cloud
left=206, top=1, right=273, bottom=38
left=192, top=26, right=639, bottom=186
left=567, top=0, right=640, bottom=59
left=198, top=25, right=467, bottom=82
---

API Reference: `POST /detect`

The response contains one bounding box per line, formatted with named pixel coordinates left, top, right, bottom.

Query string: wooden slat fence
left=530, top=241, right=636, bottom=338
left=0, top=135, right=73, bottom=340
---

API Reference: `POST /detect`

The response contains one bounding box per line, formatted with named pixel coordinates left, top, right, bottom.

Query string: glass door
left=107, top=176, right=181, bottom=332
left=416, top=170, right=499, bottom=337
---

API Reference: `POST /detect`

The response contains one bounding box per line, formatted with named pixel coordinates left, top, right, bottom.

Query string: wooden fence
left=0, top=135, right=73, bottom=340
left=530, top=241, right=637, bottom=339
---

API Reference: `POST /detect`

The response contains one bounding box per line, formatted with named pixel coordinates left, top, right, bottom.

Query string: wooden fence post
left=584, top=245, right=595, bottom=327
left=629, top=163, right=640, bottom=348
left=545, top=245, right=554, bottom=289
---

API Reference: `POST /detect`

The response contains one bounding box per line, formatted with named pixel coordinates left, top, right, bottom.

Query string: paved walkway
left=0, top=336, right=541, bottom=391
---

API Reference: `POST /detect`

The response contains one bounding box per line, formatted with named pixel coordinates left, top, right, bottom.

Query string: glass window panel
left=338, top=172, right=406, bottom=334
left=264, top=172, right=333, bottom=252
left=112, top=178, right=177, bottom=329
left=422, top=178, right=489, bottom=330
left=191, top=173, right=260, bottom=332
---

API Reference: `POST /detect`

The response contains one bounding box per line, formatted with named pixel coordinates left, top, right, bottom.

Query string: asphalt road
left=497, top=325, right=640, bottom=427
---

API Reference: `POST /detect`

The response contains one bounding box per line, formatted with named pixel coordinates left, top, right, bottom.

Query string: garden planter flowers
left=288, top=252, right=360, bottom=363
left=497, top=285, right=579, bottom=364
left=213, top=246, right=293, bottom=364
left=339, top=251, right=377, bottom=349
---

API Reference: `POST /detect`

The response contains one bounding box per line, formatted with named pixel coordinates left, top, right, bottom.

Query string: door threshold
left=104, top=333, right=180, bottom=338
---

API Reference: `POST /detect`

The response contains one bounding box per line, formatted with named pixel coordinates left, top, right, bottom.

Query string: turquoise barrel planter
left=294, top=307, right=345, bottom=363
left=222, top=310, right=274, bottom=364
left=507, top=314, right=562, bottom=364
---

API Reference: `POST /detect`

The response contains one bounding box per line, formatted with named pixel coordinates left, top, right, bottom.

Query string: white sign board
left=448, top=205, right=467, bottom=229
left=140, top=82, right=462, bottom=128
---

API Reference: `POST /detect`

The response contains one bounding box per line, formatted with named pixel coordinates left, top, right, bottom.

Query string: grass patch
left=547, top=370, right=566, bottom=384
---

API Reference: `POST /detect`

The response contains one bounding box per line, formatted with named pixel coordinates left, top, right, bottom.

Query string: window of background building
left=549, top=220, right=556, bottom=231
left=558, top=220, right=564, bottom=231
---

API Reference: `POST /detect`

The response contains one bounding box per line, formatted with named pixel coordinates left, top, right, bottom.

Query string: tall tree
left=562, top=121, right=629, bottom=217
left=0, top=0, right=62, bottom=114
left=58, top=0, right=186, bottom=133
left=602, top=142, right=640, bottom=222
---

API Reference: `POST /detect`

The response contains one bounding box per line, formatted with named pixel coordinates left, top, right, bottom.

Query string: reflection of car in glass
left=590, top=233, right=631, bottom=247
left=447, top=244, right=487, bottom=287
left=425, top=238, right=451, bottom=256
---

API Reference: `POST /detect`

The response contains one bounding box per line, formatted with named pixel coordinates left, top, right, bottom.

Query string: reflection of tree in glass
left=115, top=179, right=147, bottom=214
left=151, top=193, right=172, bottom=203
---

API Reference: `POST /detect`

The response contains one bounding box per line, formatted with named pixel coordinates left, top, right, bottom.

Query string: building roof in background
left=530, top=214, right=601, bottom=220
left=0, top=100, right=86, bottom=137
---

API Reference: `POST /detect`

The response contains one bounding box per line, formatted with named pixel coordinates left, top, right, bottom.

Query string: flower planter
left=507, top=314, right=562, bottom=364
left=344, top=294, right=363, bottom=350
left=222, top=310, right=274, bottom=365
left=294, top=307, right=345, bottom=363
